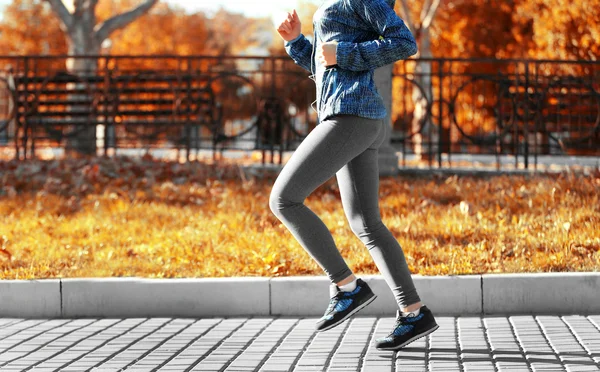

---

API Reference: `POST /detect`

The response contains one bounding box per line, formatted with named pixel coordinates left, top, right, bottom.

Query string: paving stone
left=0, top=315, right=599, bottom=370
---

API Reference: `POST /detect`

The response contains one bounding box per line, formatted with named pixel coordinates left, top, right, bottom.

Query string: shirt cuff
left=284, top=34, right=304, bottom=46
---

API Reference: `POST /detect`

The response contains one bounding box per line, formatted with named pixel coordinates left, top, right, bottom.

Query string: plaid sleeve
left=336, top=0, right=418, bottom=72
left=284, top=33, right=313, bottom=73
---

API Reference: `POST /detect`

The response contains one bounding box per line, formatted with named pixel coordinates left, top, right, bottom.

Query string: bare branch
left=399, top=0, right=415, bottom=31
left=73, top=0, right=86, bottom=17
left=420, top=0, right=432, bottom=21
left=74, top=0, right=98, bottom=11
left=94, top=0, right=158, bottom=42
left=45, top=0, right=73, bottom=30
left=421, top=0, right=441, bottom=30
left=73, top=0, right=98, bottom=21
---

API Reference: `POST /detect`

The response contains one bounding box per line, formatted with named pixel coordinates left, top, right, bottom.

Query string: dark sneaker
left=375, top=305, right=439, bottom=351
left=315, top=278, right=377, bottom=332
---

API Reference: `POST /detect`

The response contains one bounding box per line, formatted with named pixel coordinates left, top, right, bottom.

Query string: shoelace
left=324, top=292, right=346, bottom=314
left=386, top=314, right=416, bottom=338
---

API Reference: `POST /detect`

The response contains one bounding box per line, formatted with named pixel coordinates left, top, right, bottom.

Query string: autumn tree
left=208, top=8, right=264, bottom=56
left=422, top=0, right=531, bottom=150
left=390, top=0, right=441, bottom=158
left=514, top=0, right=600, bottom=61
left=45, top=0, right=158, bottom=70
left=432, top=0, right=531, bottom=60
left=0, top=0, right=68, bottom=55
left=97, top=1, right=215, bottom=68
left=0, top=0, right=218, bottom=58
left=39, top=0, right=159, bottom=155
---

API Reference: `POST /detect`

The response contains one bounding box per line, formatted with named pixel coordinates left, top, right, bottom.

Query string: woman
left=272, top=0, right=438, bottom=351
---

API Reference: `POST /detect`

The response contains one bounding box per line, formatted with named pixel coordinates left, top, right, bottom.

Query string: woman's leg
left=269, top=114, right=382, bottom=285
left=335, top=118, right=422, bottom=311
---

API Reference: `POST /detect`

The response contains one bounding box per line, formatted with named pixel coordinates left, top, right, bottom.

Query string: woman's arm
left=285, top=33, right=314, bottom=73
left=336, top=0, right=418, bottom=72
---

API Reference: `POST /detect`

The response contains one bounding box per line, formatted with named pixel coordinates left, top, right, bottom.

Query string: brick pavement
left=0, top=315, right=599, bottom=371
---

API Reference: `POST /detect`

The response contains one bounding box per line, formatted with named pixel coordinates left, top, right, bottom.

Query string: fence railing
left=390, top=58, right=600, bottom=169
left=1, top=55, right=599, bottom=169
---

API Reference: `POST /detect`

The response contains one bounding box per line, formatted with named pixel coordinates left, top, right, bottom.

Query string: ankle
left=336, top=274, right=357, bottom=287
left=401, top=302, right=423, bottom=316
left=337, top=276, right=358, bottom=292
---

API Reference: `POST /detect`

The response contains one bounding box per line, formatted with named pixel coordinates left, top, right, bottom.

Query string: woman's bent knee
left=349, top=219, right=386, bottom=240
left=269, top=191, right=282, bottom=216
left=269, top=190, right=299, bottom=217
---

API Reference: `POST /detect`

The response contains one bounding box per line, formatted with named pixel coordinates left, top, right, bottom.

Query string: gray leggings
left=269, top=114, right=421, bottom=309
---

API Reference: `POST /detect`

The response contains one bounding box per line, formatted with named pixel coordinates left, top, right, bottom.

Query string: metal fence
left=1, top=55, right=599, bottom=169
left=391, top=58, right=600, bottom=169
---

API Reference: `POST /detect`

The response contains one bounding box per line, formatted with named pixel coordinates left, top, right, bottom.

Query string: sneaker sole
left=375, top=324, right=439, bottom=351
left=316, top=293, right=377, bottom=333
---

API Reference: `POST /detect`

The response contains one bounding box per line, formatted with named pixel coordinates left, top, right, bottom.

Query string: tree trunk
left=398, top=0, right=442, bottom=163
left=411, top=27, right=437, bottom=161
left=64, top=13, right=102, bottom=157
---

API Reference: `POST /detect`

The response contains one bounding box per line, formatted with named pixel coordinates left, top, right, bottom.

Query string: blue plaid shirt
left=284, top=0, right=417, bottom=122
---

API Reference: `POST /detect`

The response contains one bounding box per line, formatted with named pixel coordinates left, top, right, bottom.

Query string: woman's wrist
left=285, top=33, right=303, bottom=45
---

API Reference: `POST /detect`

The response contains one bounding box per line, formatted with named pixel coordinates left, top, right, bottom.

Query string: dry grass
left=1, top=156, right=599, bottom=279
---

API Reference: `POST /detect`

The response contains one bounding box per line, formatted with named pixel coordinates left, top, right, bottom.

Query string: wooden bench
left=12, top=70, right=223, bottom=158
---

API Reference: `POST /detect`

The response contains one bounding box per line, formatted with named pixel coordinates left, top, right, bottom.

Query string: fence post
left=524, top=61, right=530, bottom=169
left=21, top=57, right=29, bottom=160
left=6, top=67, right=16, bottom=156
left=102, top=56, right=110, bottom=157
left=374, top=63, right=399, bottom=176
left=437, top=59, right=443, bottom=168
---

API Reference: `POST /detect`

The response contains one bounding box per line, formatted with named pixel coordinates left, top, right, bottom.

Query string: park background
left=0, top=0, right=598, bottom=279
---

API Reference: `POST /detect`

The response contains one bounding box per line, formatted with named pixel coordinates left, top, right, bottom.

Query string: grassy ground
left=1, top=156, right=599, bottom=279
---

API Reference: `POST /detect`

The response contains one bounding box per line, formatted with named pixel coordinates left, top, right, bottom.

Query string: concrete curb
left=1, top=273, right=599, bottom=318
left=482, top=272, right=600, bottom=315
left=270, top=275, right=481, bottom=316
left=60, top=277, right=270, bottom=318
left=0, top=279, right=61, bottom=318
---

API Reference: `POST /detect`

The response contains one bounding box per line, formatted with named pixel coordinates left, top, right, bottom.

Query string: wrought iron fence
left=0, top=55, right=598, bottom=169
left=390, top=58, right=600, bottom=169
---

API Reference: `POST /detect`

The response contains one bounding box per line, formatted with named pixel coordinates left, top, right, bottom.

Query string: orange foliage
left=0, top=0, right=67, bottom=55
left=0, top=157, right=599, bottom=279
left=515, top=0, right=600, bottom=61
left=431, top=0, right=528, bottom=59
left=98, top=1, right=212, bottom=58
left=0, top=0, right=260, bottom=60
left=1, top=0, right=598, bottom=60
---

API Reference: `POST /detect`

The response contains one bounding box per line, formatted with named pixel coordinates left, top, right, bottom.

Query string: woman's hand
left=276, top=9, right=302, bottom=42
left=317, top=41, right=338, bottom=67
